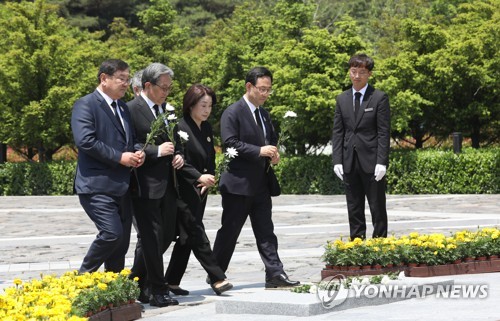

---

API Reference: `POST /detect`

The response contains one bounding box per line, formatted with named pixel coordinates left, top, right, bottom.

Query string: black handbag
left=267, top=166, right=281, bottom=197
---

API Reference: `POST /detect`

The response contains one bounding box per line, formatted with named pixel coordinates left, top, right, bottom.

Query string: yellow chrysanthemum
left=409, top=232, right=420, bottom=238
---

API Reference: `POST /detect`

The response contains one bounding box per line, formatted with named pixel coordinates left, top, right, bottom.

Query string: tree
left=48, top=0, right=149, bottom=32
left=428, top=0, right=499, bottom=147
left=0, top=0, right=106, bottom=161
left=185, top=0, right=366, bottom=154
left=375, top=20, right=446, bottom=148
left=375, top=0, right=499, bottom=148
left=167, top=0, right=246, bottom=37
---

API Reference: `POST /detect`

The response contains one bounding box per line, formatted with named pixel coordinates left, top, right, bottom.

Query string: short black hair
left=245, top=66, right=273, bottom=85
left=348, top=54, right=374, bottom=71
left=97, top=59, right=129, bottom=82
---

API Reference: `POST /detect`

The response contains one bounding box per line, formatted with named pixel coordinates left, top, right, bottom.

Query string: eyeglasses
left=153, top=83, right=173, bottom=93
left=253, top=85, right=273, bottom=95
left=110, top=75, right=132, bottom=85
left=349, top=68, right=370, bottom=77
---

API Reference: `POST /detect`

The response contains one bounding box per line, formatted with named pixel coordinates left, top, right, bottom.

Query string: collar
left=140, top=92, right=158, bottom=110
left=96, top=88, right=115, bottom=106
left=352, top=84, right=368, bottom=96
left=243, top=95, right=258, bottom=113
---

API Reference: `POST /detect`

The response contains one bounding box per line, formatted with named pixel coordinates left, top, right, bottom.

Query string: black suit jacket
left=219, top=98, right=277, bottom=196
left=331, top=84, right=390, bottom=173
left=128, top=95, right=178, bottom=199
left=71, top=90, right=135, bottom=196
left=176, top=116, right=216, bottom=197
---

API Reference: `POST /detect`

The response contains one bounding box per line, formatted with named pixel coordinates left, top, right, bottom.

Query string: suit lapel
left=354, top=85, right=374, bottom=128
left=136, top=96, right=156, bottom=124
left=137, top=96, right=169, bottom=141
left=96, top=92, right=126, bottom=138
left=117, top=100, right=131, bottom=144
left=241, top=99, right=266, bottom=145
left=343, top=90, right=357, bottom=128
left=184, top=117, right=208, bottom=161
left=260, top=107, right=272, bottom=144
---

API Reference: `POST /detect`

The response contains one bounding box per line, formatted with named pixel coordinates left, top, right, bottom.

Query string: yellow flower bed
left=323, top=227, right=500, bottom=267
left=0, top=269, right=139, bottom=320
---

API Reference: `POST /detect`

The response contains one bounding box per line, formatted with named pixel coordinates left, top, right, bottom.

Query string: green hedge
left=274, top=156, right=343, bottom=194
left=0, top=161, right=76, bottom=195
left=0, top=148, right=498, bottom=195
left=387, top=148, right=499, bottom=194
left=219, top=148, right=499, bottom=195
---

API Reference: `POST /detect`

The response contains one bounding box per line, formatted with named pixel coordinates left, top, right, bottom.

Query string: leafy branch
left=140, top=113, right=169, bottom=153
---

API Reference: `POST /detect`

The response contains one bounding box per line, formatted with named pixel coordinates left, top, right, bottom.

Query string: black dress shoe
left=168, top=286, right=189, bottom=296
left=210, top=280, right=233, bottom=295
left=149, top=293, right=179, bottom=307
left=265, top=273, right=300, bottom=288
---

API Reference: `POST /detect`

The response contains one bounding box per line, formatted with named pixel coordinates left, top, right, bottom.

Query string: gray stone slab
left=215, top=279, right=454, bottom=317
left=49, top=261, right=70, bottom=271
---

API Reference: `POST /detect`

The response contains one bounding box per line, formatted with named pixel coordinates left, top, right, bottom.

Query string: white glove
left=374, top=164, right=386, bottom=181
left=333, top=164, right=344, bottom=181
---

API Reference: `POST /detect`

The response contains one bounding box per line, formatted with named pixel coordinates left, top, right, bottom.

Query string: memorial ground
left=0, top=194, right=499, bottom=320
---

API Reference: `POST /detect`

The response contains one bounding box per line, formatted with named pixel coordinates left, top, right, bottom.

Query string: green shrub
left=388, top=148, right=499, bottom=194
left=0, top=161, right=75, bottom=195
left=274, top=156, right=343, bottom=194
left=0, top=147, right=498, bottom=195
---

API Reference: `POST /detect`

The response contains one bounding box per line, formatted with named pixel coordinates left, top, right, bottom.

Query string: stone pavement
left=0, top=194, right=499, bottom=320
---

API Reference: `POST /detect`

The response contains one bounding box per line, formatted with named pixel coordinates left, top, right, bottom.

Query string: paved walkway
left=0, top=194, right=499, bottom=320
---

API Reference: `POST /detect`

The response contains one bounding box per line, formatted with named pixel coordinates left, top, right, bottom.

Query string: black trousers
left=130, top=191, right=176, bottom=294
left=344, top=151, right=388, bottom=239
left=78, top=192, right=132, bottom=273
left=165, top=196, right=226, bottom=285
left=212, top=190, right=284, bottom=279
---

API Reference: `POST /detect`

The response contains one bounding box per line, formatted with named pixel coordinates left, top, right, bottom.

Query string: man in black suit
left=331, top=53, right=391, bottom=240
left=71, top=59, right=145, bottom=273
left=212, top=66, right=300, bottom=288
left=128, top=62, right=183, bottom=307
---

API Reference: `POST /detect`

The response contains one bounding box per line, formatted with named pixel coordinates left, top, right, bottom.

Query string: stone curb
left=214, top=279, right=454, bottom=317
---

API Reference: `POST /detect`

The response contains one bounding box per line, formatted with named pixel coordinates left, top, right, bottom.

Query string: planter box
left=406, top=258, right=500, bottom=277
left=88, top=309, right=111, bottom=321
left=321, top=266, right=406, bottom=279
left=321, top=258, right=500, bottom=279
left=88, top=303, right=142, bottom=321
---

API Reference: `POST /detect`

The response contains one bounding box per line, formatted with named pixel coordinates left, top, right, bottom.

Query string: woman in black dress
left=165, top=84, right=232, bottom=295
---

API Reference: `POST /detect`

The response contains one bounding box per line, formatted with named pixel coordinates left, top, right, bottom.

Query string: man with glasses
left=212, top=66, right=300, bottom=289
left=331, top=53, right=391, bottom=240
left=71, top=59, right=145, bottom=274
left=127, top=62, right=183, bottom=307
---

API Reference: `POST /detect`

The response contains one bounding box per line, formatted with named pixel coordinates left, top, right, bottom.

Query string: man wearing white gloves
left=331, top=53, right=390, bottom=239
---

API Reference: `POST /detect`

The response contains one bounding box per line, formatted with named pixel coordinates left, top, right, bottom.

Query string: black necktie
left=111, top=101, right=123, bottom=129
left=354, top=92, right=362, bottom=119
left=152, top=104, right=159, bottom=118
left=254, top=108, right=264, bottom=132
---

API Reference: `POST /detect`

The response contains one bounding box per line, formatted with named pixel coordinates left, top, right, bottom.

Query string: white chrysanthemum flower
left=309, top=285, right=317, bottom=294
left=177, top=130, right=189, bottom=141
left=351, top=278, right=361, bottom=285
left=284, top=110, right=297, bottom=118
left=165, top=103, right=175, bottom=111
left=361, top=278, right=371, bottom=285
left=225, top=147, right=238, bottom=158
left=398, top=271, right=405, bottom=280
left=381, top=275, right=391, bottom=285
left=167, top=114, right=177, bottom=121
